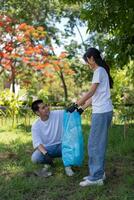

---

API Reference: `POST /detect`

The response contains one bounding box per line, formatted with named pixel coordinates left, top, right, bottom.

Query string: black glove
left=77, top=107, right=84, bottom=115
left=66, top=103, right=78, bottom=113
left=44, top=153, right=54, bottom=166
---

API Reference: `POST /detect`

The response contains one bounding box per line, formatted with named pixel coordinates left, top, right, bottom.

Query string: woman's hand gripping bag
left=62, top=111, right=84, bottom=166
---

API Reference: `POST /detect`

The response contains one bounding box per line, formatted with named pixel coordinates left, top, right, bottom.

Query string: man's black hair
left=31, top=99, right=43, bottom=113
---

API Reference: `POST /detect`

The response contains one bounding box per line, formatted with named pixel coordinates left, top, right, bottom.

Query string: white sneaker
left=79, top=179, right=104, bottom=187
left=34, top=168, right=52, bottom=177
left=43, top=164, right=50, bottom=171
left=83, top=172, right=106, bottom=181
left=65, top=166, right=74, bottom=176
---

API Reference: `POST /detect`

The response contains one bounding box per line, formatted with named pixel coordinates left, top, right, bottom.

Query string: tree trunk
left=47, top=43, right=68, bottom=102
left=11, top=65, right=15, bottom=93
left=59, top=71, right=68, bottom=102
left=12, top=77, right=15, bottom=93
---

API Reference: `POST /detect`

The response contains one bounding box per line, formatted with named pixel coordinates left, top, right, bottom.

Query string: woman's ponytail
left=101, top=59, right=113, bottom=89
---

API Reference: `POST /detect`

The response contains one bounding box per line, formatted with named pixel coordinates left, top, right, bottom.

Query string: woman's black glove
left=66, top=103, right=78, bottom=113
left=77, top=107, right=84, bottom=115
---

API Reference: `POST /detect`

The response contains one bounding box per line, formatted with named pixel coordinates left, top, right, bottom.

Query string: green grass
left=0, top=121, right=134, bottom=200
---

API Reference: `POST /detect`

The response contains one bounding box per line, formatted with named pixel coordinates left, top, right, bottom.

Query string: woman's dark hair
left=83, top=47, right=113, bottom=88
left=31, top=99, right=43, bottom=113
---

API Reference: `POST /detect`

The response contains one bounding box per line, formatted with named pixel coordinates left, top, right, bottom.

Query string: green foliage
left=1, top=0, right=57, bottom=22
left=1, top=0, right=133, bottom=109
left=112, top=69, right=128, bottom=104
left=71, top=58, right=92, bottom=86
left=61, top=0, right=134, bottom=67
left=0, top=89, right=22, bottom=113
left=64, top=40, right=92, bottom=86
left=0, top=0, right=84, bottom=46
left=111, top=61, right=134, bottom=105
left=0, top=89, right=33, bottom=129
left=37, top=89, right=49, bottom=102
left=0, top=89, right=23, bottom=127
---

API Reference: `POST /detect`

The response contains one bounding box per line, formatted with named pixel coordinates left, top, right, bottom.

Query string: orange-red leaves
left=0, top=21, right=4, bottom=26
left=5, top=26, right=12, bottom=32
left=59, top=51, right=68, bottom=58
left=22, top=57, right=30, bottom=63
left=37, top=26, right=44, bottom=31
left=18, top=23, right=27, bottom=30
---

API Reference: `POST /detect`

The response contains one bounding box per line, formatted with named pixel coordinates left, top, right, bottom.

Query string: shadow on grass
left=0, top=129, right=6, bottom=133
left=0, top=139, right=33, bottom=169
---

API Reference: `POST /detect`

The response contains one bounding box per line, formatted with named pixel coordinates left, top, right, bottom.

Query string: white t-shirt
left=31, top=110, right=64, bottom=149
left=92, top=66, right=113, bottom=113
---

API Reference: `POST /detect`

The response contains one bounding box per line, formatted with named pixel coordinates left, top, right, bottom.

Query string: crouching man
left=31, top=99, right=74, bottom=176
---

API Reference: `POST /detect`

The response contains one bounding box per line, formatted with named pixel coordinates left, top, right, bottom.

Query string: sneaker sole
left=79, top=180, right=104, bottom=187
left=83, top=174, right=106, bottom=181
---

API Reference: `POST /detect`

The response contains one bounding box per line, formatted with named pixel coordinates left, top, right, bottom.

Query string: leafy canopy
left=60, top=0, right=134, bottom=67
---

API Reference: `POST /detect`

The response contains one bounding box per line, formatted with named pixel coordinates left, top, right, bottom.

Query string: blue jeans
left=87, top=111, right=113, bottom=181
left=31, top=143, right=62, bottom=164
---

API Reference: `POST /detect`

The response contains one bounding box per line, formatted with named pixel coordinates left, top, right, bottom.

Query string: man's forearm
left=38, top=144, right=53, bottom=166
left=38, top=144, right=47, bottom=155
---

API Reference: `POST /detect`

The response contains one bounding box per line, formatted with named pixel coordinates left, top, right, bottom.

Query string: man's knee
left=31, top=153, right=39, bottom=163
left=31, top=150, right=43, bottom=164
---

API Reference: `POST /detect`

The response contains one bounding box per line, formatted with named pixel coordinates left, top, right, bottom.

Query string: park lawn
left=0, top=121, right=134, bottom=200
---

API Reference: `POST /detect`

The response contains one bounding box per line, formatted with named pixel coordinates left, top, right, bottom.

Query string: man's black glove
left=77, top=107, right=84, bottom=115
left=44, top=152, right=54, bottom=166
left=66, top=103, right=78, bottom=113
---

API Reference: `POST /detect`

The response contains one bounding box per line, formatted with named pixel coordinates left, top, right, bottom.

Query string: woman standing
left=67, top=47, right=113, bottom=186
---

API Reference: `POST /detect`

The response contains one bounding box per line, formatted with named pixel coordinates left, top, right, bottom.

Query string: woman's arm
left=76, top=98, right=92, bottom=115
left=76, top=83, right=99, bottom=106
left=81, top=98, right=92, bottom=110
left=66, top=83, right=99, bottom=113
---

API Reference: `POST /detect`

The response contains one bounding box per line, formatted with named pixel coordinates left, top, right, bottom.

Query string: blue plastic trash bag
left=62, top=111, right=84, bottom=167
